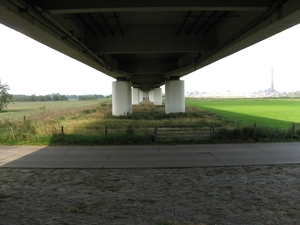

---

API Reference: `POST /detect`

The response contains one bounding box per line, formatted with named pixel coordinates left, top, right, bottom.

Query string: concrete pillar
left=149, top=90, right=154, bottom=102
left=132, top=88, right=140, bottom=105
left=165, top=78, right=185, bottom=114
left=139, top=90, right=143, bottom=103
left=153, top=88, right=162, bottom=105
left=143, top=91, right=149, bottom=101
left=112, top=81, right=132, bottom=116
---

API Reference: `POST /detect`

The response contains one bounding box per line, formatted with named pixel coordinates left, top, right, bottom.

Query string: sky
left=0, top=22, right=300, bottom=96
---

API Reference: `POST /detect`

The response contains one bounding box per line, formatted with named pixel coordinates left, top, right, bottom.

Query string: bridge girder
left=0, top=0, right=300, bottom=90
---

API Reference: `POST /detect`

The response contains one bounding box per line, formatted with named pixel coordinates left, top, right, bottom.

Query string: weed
left=0, top=193, right=8, bottom=199
left=156, top=221, right=172, bottom=225
left=93, top=200, right=103, bottom=206
left=68, top=202, right=88, bottom=213
left=108, top=214, right=122, bottom=220
left=156, top=221, right=195, bottom=225
left=142, top=199, right=156, bottom=203
left=1, top=179, right=9, bottom=184
left=225, top=186, right=233, bottom=190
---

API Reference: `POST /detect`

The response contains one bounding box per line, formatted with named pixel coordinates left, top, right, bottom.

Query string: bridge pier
left=149, top=90, right=154, bottom=102
left=165, top=77, right=185, bottom=114
left=132, top=88, right=140, bottom=105
left=112, top=80, right=132, bottom=116
left=143, top=91, right=149, bottom=101
left=153, top=88, right=162, bottom=105
left=139, top=90, right=143, bottom=103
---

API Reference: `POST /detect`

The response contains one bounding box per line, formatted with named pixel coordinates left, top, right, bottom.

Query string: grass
left=0, top=98, right=299, bottom=145
left=0, top=100, right=106, bottom=120
left=186, top=98, right=300, bottom=128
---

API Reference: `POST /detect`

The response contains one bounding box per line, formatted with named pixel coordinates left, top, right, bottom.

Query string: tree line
left=12, top=94, right=112, bottom=102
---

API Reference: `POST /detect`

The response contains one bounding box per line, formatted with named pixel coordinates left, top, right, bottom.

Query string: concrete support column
left=143, top=91, right=149, bottom=101
left=139, top=90, right=143, bottom=103
left=153, top=88, right=162, bottom=105
left=165, top=78, right=185, bottom=114
left=112, top=80, right=132, bottom=116
left=149, top=90, right=154, bottom=102
left=132, top=88, right=140, bottom=105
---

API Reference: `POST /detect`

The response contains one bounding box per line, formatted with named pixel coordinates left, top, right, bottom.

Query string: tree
left=0, top=80, right=12, bottom=111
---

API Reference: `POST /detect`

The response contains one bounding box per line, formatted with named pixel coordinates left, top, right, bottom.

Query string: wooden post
left=105, top=126, right=108, bottom=138
left=10, top=127, right=16, bottom=140
left=154, top=127, right=158, bottom=142
left=61, top=126, right=64, bottom=139
left=210, top=124, right=215, bottom=136
left=253, top=123, right=257, bottom=140
left=292, top=123, right=296, bottom=136
left=23, top=116, right=26, bottom=121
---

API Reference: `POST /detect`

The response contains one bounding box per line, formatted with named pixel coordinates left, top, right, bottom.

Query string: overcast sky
left=0, top=23, right=300, bottom=95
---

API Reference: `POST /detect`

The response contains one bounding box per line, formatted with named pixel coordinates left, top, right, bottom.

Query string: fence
left=153, top=125, right=217, bottom=142
left=3, top=122, right=298, bottom=142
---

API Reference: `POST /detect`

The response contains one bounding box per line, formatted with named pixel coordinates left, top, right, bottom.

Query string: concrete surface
left=0, top=142, right=299, bottom=168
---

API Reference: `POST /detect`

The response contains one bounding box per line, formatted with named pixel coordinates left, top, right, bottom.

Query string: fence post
left=253, top=123, right=257, bottom=140
left=210, top=124, right=215, bottom=136
left=10, top=127, right=16, bottom=140
left=292, top=123, right=296, bottom=136
left=61, top=126, right=64, bottom=139
left=154, top=126, right=158, bottom=142
left=105, top=126, right=108, bottom=138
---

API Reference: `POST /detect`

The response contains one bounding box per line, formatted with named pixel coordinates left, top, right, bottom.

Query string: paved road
left=1, top=142, right=300, bottom=168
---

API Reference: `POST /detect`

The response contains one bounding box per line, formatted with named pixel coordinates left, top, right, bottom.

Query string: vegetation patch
left=0, top=98, right=299, bottom=145
left=67, top=202, right=89, bottom=213
left=0, top=193, right=8, bottom=199
left=186, top=98, right=300, bottom=128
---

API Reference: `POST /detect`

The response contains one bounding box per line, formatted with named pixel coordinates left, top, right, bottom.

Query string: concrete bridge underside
left=1, top=0, right=300, bottom=115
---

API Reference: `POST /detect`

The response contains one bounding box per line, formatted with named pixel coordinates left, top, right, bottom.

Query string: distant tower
left=271, top=68, right=274, bottom=91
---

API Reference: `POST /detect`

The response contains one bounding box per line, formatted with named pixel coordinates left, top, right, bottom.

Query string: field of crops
left=186, top=98, right=300, bottom=129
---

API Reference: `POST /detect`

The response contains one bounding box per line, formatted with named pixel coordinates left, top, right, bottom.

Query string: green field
left=186, top=98, right=300, bottom=129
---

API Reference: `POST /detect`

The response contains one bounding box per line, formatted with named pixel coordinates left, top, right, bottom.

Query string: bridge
left=1, top=0, right=300, bottom=115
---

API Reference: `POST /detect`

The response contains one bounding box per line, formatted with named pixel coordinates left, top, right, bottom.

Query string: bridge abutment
left=112, top=81, right=132, bottom=116
left=165, top=78, right=185, bottom=114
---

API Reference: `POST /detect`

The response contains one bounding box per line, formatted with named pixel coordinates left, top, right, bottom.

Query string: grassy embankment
left=0, top=98, right=299, bottom=145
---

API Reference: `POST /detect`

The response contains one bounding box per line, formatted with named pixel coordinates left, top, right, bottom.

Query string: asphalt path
left=0, top=142, right=300, bottom=168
